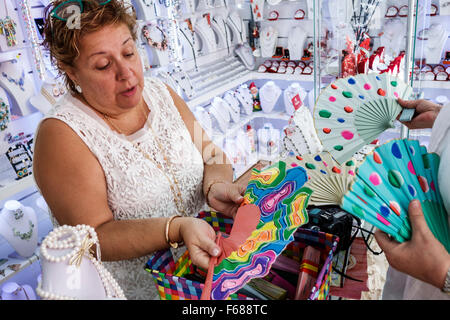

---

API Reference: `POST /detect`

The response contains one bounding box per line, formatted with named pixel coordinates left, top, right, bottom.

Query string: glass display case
left=311, top=0, right=450, bottom=147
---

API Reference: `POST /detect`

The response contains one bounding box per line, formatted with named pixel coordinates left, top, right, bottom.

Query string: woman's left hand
left=207, top=182, right=246, bottom=218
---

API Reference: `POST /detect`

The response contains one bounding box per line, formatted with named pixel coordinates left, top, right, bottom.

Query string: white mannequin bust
left=29, top=80, right=66, bottom=114
left=415, top=23, right=448, bottom=64
left=210, top=14, right=232, bottom=53
left=193, top=106, right=213, bottom=139
left=283, top=82, right=307, bottom=116
left=223, top=91, right=241, bottom=123
left=380, top=19, right=406, bottom=60
left=37, top=225, right=125, bottom=300
left=235, top=43, right=256, bottom=70
left=235, top=84, right=253, bottom=115
left=259, top=81, right=281, bottom=114
left=288, top=27, right=307, bottom=60
left=1, top=282, right=36, bottom=300
left=257, top=123, right=280, bottom=157
left=194, top=17, right=217, bottom=55
left=208, top=103, right=228, bottom=133
left=227, top=11, right=247, bottom=45
left=0, top=59, right=36, bottom=116
left=0, top=200, right=38, bottom=258
left=260, top=26, right=278, bottom=58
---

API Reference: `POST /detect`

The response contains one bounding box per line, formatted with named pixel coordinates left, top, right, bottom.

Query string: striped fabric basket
left=145, top=211, right=339, bottom=300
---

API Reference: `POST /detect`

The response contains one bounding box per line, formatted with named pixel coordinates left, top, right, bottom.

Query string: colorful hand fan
left=341, top=139, right=450, bottom=252
left=201, top=161, right=312, bottom=300
left=284, top=152, right=357, bottom=206
left=314, top=73, right=413, bottom=164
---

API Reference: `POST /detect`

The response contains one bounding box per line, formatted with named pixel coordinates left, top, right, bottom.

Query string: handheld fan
left=201, top=161, right=312, bottom=300
left=314, top=73, right=413, bottom=164
left=284, top=152, right=358, bottom=206
left=341, top=139, right=450, bottom=252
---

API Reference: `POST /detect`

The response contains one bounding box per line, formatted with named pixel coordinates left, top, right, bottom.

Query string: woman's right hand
left=397, top=98, right=442, bottom=129
left=174, top=217, right=221, bottom=270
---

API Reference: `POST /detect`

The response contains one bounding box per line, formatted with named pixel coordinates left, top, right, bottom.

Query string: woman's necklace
left=102, top=108, right=186, bottom=216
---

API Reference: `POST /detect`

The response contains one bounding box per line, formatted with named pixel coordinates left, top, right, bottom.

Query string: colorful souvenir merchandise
left=314, top=73, right=413, bottom=164
left=341, top=139, right=450, bottom=251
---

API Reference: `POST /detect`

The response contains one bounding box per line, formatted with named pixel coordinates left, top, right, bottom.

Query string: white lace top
left=38, top=77, right=205, bottom=300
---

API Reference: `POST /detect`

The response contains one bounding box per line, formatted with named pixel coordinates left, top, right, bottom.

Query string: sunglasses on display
left=50, top=0, right=111, bottom=21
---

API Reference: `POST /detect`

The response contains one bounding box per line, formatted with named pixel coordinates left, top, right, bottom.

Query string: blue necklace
left=1, top=59, right=25, bottom=91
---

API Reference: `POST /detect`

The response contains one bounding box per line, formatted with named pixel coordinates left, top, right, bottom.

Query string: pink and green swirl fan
left=341, top=139, right=450, bottom=252
left=314, top=73, right=413, bottom=164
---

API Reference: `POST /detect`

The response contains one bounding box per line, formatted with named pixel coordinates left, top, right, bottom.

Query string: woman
left=33, top=0, right=245, bottom=300
left=375, top=98, right=450, bottom=299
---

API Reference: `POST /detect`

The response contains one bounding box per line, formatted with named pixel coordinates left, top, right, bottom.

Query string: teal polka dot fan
left=342, top=139, right=450, bottom=252
left=314, top=73, right=413, bottom=165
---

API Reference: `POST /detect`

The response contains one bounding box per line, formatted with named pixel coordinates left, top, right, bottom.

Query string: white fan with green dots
left=313, top=73, right=414, bottom=164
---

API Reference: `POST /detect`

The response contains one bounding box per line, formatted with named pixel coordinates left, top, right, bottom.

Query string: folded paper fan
left=314, top=73, right=413, bottom=164
left=201, top=161, right=312, bottom=300
left=341, top=139, right=450, bottom=251
left=284, top=152, right=357, bottom=206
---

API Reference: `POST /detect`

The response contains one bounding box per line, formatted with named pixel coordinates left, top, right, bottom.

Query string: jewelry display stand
left=37, top=225, right=126, bottom=300
left=283, top=82, right=307, bottom=116
left=133, top=0, right=158, bottom=20
left=0, top=0, right=27, bottom=52
left=227, top=11, right=247, bottom=45
left=141, top=21, right=170, bottom=67
left=1, top=281, right=36, bottom=300
left=177, top=20, right=201, bottom=69
left=380, top=19, right=406, bottom=60
left=260, top=26, right=278, bottom=58
left=0, top=58, right=36, bottom=116
left=415, top=23, right=448, bottom=65
left=0, top=200, right=38, bottom=258
left=259, top=81, right=281, bottom=113
left=288, top=27, right=307, bottom=60
left=235, top=42, right=256, bottom=70
left=28, top=80, right=66, bottom=114
left=210, top=14, right=232, bottom=54
left=235, top=84, right=253, bottom=116
left=194, top=17, right=217, bottom=55
left=257, top=123, right=280, bottom=158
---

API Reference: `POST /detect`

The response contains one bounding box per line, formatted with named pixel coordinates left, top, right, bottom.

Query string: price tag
left=291, top=94, right=303, bottom=111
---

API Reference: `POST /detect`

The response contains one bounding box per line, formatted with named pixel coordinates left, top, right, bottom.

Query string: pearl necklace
left=37, top=224, right=126, bottom=300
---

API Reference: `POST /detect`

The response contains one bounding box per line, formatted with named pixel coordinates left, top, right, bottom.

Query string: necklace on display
left=102, top=110, right=187, bottom=216
left=0, top=2, right=17, bottom=47
left=142, top=0, right=154, bottom=6
left=1, top=59, right=25, bottom=91
left=167, top=68, right=195, bottom=99
left=38, top=225, right=126, bottom=300
left=212, top=16, right=231, bottom=54
left=179, top=22, right=198, bottom=70
left=1, top=209, right=35, bottom=241
left=227, top=13, right=244, bottom=43
left=142, top=23, right=168, bottom=51
left=0, top=97, right=10, bottom=131
left=260, top=27, right=277, bottom=57
left=195, top=17, right=216, bottom=53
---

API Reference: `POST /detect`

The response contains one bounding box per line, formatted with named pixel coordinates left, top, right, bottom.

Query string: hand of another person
left=397, top=98, right=442, bottom=129
left=207, top=181, right=246, bottom=219
left=374, top=200, right=450, bottom=289
left=178, top=217, right=221, bottom=270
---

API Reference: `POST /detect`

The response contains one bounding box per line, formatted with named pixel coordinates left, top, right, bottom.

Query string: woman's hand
left=374, top=200, right=450, bottom=289
left=397, top=98, right=442, bottom=129
left=175, top=217, right=221, bottom=270
left=207, top=181, right=246, bottom=218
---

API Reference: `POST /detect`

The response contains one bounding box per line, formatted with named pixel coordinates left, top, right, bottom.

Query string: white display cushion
left=259, top=81, right=281, bottom=113
left=235, top=43, right=256, bottom=70
left=260, top=26, right=278, bottom=58
left=0, top=200, right=38, bottom=258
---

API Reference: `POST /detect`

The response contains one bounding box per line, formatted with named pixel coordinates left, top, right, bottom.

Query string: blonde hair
left=42, top=0, right=138, bottom=94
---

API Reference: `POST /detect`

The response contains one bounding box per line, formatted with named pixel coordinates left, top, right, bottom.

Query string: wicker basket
left=145, top=211, right=339, bottom=300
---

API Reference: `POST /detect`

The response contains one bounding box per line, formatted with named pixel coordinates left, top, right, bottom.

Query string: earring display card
left=5, top=143, right=33, bottom=180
